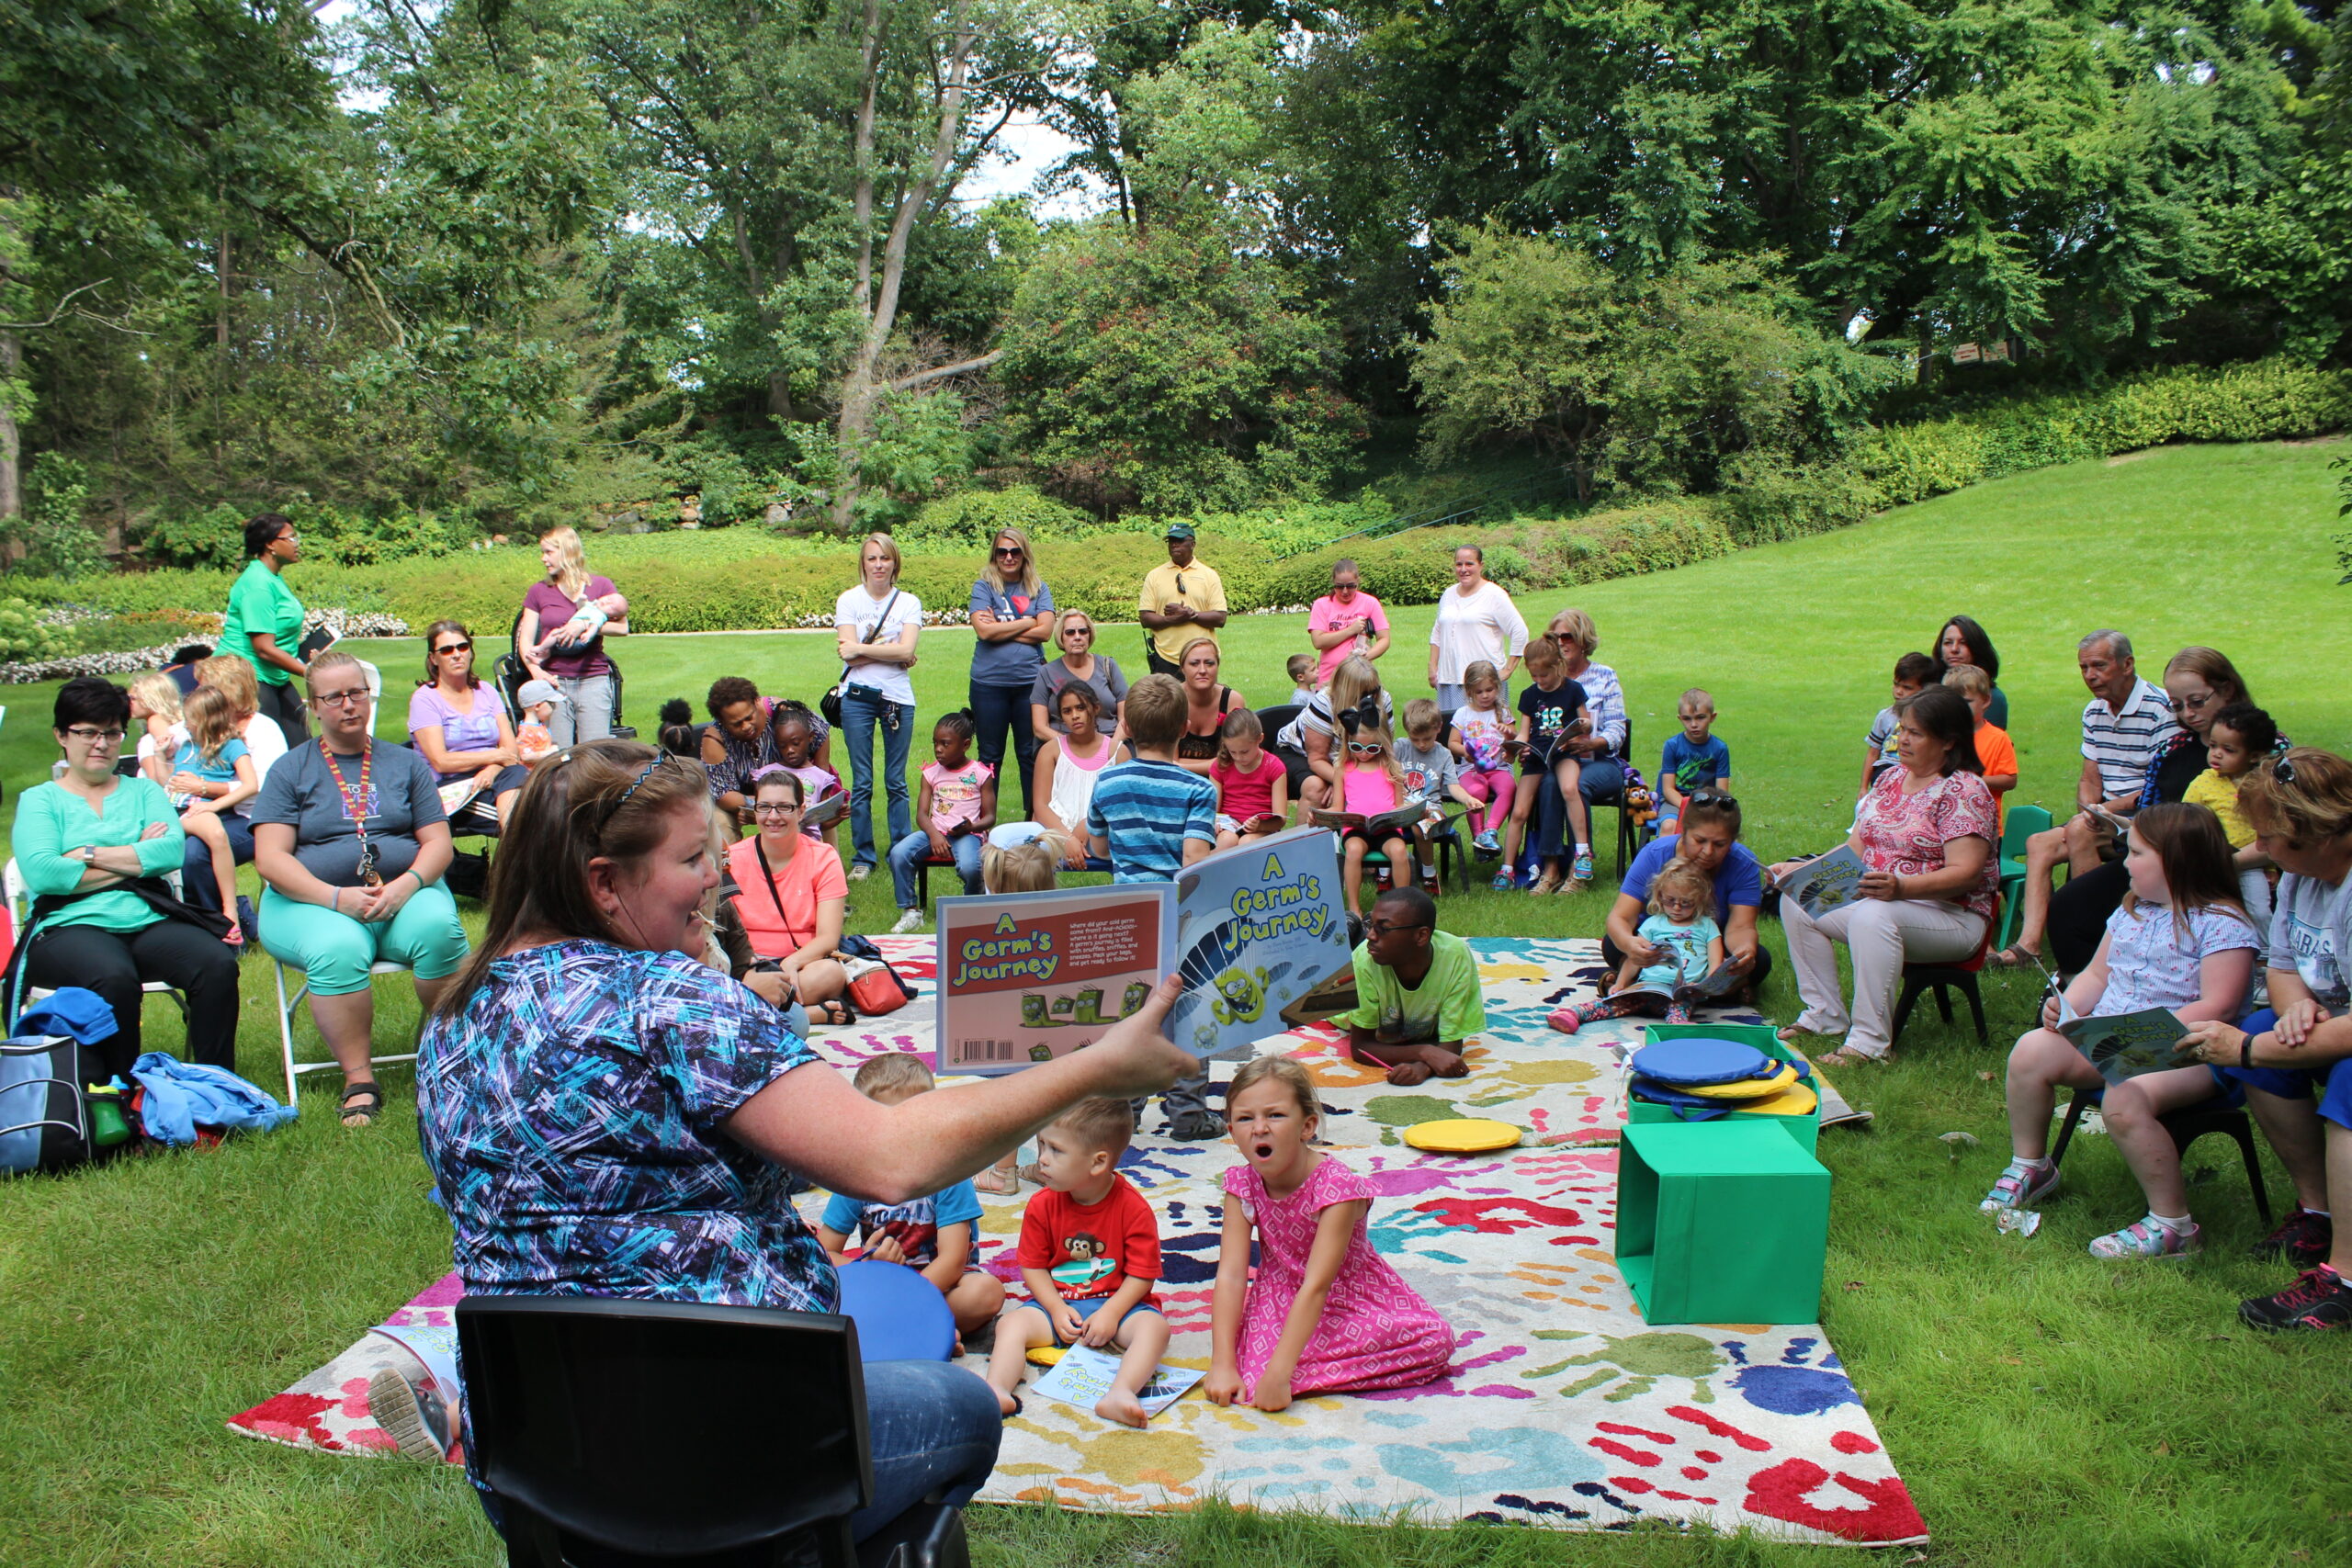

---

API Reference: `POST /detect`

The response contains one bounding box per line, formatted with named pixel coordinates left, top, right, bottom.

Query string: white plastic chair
left=275, top=954, right=418, bottom=1109
left=5, top=857, right=191, bottom=1021
left=357, top=660, right=383, bottom=738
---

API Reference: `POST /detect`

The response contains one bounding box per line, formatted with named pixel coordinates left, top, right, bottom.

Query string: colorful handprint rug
left=228, top=936, right=1925, bottom=1547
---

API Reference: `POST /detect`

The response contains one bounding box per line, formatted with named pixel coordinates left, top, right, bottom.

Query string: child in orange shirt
left=1944, top=663, right=2017, bottom=826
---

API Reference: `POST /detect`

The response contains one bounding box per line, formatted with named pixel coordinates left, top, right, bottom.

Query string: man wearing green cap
left=1138, top=523, right=1229, bottom=677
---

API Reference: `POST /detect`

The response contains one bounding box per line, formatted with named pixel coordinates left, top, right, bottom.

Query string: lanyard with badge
left=320, top=739, right=382, bottom=886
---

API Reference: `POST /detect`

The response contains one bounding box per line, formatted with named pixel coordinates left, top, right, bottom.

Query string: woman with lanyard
left=1428, top=545, right=1527, bottom=712
left=1172, top=637, right=1246, bottom=776
left=217, top=512, right=312, bottom=747
left=252, top=650, right=470, bottom=1127
left=832, top=534, right=923, bottom=880
left=967, top=527, right=1055, bottom=816
left=1027, top=608, right=1127, bottom=746
left=718, top=768, right=853, bottom=1028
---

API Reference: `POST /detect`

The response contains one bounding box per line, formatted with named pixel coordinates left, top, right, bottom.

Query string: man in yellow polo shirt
left=1136, top=523, right=1229, bottom=677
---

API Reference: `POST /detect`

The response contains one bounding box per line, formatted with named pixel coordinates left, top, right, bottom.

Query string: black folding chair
left=2049, top=1089, right=2273, bottom=1225
left=458, top=1294, right=968, bottom=1568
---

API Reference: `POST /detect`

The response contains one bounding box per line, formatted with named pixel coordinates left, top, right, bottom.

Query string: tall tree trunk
left=0, top=189, right=22, bottom=528
left=829, top=0, right=975, bottom=529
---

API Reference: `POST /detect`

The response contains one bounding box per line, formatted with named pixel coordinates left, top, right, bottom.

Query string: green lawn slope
left=1, top=439, right=2347, bottom=1566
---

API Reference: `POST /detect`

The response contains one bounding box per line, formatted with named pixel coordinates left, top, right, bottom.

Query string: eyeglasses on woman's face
left=312, top=687, right=369, bottom=710
left=993, top=544, right=1024, bottom=559
left=63, top=726, right=126, bottom=744
left=435, top=639, right=472, bottom=657
left=752, top=800, right=799, bottom=817
left=1062, top=623, right=1092, bottom=639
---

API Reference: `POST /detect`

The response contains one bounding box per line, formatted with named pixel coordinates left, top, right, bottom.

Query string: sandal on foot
left=1817, top=1047, right=1889, bottom=1068
left=973, top=1165, right=1022, bottom=1197
left=339, top=1081, right=384, bottom=1128
left=1984, top=944, right=2042, bottom=971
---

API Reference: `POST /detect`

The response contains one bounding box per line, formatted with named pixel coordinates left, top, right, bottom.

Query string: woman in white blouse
left=831, top=534, right=923, bottom=881
left=1428, top=546, right=1528, bottom=710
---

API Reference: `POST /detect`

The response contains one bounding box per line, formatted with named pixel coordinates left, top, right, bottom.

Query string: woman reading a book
left=719, top=767, right=853, bottom=1025
left=408, top=620, right=528, bottom=828
left=413, top=739, right=1198, bottom=1546
left=1772, top=685, right=1999, bottom=1066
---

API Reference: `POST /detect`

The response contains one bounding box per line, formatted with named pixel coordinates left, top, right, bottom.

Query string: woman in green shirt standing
left=7, top=678, right=242, bottom=1078
left=218, top=513, right=311, bottom=747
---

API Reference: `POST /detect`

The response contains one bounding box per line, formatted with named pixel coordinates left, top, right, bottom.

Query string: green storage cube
left=1624, top=1021, right=1822, bottom=1155
left=1616, top=1121, right=1831, bottom=1326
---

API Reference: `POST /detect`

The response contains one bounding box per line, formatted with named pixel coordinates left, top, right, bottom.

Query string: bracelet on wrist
left=2241, top=1034, right=2255, bottom=1069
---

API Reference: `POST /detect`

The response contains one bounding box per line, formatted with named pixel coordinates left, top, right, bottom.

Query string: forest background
left=4, top=0, right=2350, bottom=591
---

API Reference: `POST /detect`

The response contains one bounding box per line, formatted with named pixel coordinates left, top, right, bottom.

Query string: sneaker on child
left=2086, top=1215, right=2200, bottom=1259
left=1980, top=1159, right=2060, bottom=1213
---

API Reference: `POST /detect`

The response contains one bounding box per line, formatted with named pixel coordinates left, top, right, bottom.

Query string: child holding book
left=1334, top=717, right=1417, bottom=917
left=1499, top=637, right=1589, bottom=894
left=888, top=709, right=996, bottom=934
left=985, top=1098, right=1171, bottom=1427
left=1657, top=689, right=1731, bottom=835
left=816, top=1054, right=1008, bottom=1341
left=1212, top=706, right=1289, bottom=849
left=1861, top=653, right=1938, bottom=795
left=1285, top=653, right=1319, bottom=705
left=772, top=704, right=843, bottom=848
left=2187, top=702, right=2278, bottom=931
left=1395, top=697, right=1480, bottom=888
left=1343, top=886, right=1483, bottom=1086
left=165, top=685, right=261, bottom=944
left=1205, top=1056, right=1453, bottom=1412
left=1983, top=804, right=2259, bottom=1258
left=1941, top=663, right=2017, bottom=827
left=1447, top=660, right=1514, bottom=856
left=1548, top=857, right=1722, bottom=1032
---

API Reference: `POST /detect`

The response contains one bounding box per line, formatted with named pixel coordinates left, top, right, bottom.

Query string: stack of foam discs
left=1629, top=1037, right=1817, bottom=1119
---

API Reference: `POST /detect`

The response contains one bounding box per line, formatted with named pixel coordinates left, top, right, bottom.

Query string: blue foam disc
left=1629, top=1037, right=1774, bottom=1087
left=836, top=1258, right=956, bottom=1363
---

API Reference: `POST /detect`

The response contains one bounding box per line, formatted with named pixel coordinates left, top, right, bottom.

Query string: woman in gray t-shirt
left=251, top=651, right=471, bottom=1127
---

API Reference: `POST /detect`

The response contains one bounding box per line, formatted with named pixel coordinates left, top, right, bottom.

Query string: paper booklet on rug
left=1776, top=845, right=1868, bottom=918
left=2060, top=1008, right=2188, bottom=1082
left=1169, top=827, right=1351, bottom=1059
left=1029, top=1346, right=1202, bottom=1418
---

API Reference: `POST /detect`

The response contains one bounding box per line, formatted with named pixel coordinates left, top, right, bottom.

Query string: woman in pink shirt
left=1307, top=559, right=1390, bottom=689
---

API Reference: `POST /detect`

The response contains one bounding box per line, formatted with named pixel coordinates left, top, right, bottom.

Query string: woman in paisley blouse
left=413, top=739, right=1195, bottom=1543
left=1770, top=684, right=1999, bottom=1067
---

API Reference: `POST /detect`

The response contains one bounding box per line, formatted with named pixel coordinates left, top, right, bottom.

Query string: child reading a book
left=888, top=709, right=996, bottom=934
left=1548, top=857, right=1723, bottom=1032
left=1286, top=652, right=1319, bottom=705
left=816, top=1054, right=1008, bottom=1341
left=1447, top=660, right=1513, bottom=856
left=2188, top=702, right=2278, bottom=931
left=1334, top=716, right=1418, bottom=917
left=1343, top=886, right=1483, bottom=1085
left=985, top=1098, right=1171, bottom=1427
left=1861, top=653, right=1938, bottom=795
left=1498, top=637, right=1589, bottom=894
left=1213, top=706, right=1289, bottom=848
left=1983, top=803, right=2259, bottom=1258
left=1395, top=698, right=1480, bottom=887
left=1941, top=663, right=2017, bottom=826
left=1657, top=689, right=1731, bottom=835
left=1205, top=1055, right=1453, bottom=1413
left=165, top=685, right=261, bottom=944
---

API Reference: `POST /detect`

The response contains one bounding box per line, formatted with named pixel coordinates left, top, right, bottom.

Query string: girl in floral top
left=1774, top=686, right=1999, bottom=1066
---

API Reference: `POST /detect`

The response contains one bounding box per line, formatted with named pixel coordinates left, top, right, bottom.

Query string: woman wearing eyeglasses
left=1028, top=608, right=1128, bottom=747
left=252, top=651, right=470, bottom=1127
left=6, top=678, right=241, bottom=1080
left=967, top=528, right=1056, bottom=817
left=719, top=769, right=853, bottom=1027
left=407, top=620, right=527, bottom=828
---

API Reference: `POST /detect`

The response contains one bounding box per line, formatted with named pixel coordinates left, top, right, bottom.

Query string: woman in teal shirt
left=218, top=512, right=310, bottom=747
left=8, top=678, right=241, bottom=1078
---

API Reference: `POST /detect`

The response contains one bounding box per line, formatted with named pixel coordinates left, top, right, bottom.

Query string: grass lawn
left=3, top=438, right=2348, bottom=1565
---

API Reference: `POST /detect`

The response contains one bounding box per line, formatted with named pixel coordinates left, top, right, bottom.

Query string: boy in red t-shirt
left=984, top=1097, right=1170, bottom=1427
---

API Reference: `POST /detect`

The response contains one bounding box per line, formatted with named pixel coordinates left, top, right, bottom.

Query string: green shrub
left=899, top=486, right=1091, bottom=547
left=0, top=599, right=71, bottom=663
left=142, top=502, right=249, bottom=570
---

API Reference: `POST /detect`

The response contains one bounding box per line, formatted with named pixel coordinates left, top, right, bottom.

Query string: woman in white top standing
left=1429, top=545, right=1528, bottom=711
left=832, top=534, right=924, bottom=881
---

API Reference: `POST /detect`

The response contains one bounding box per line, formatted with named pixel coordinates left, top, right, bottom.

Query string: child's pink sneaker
left=1547, top=1006, right=1583, bottom=1034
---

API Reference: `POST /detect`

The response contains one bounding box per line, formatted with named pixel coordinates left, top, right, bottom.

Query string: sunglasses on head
left=1686, top=789, right=1738, bottom=809
left=2274, top=754, right=2298, bottom=784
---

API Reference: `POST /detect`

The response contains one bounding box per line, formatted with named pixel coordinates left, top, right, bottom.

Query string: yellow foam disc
left=1026, top=1346, right=1067, bottom=1368
left=1739, top=1082, right=1819, bottom=1117
left=1403, top=1118, right=1523, bottom=1154
left=1678, top=1062, right=1801, bottom=1100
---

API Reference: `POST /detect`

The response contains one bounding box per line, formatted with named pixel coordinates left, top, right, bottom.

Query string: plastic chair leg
left=1961, top=976, right=1990, bottom=1048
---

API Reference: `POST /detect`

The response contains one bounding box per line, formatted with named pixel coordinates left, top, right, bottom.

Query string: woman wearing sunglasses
left=967, top=528, right=1056, bottom=817
left=407, top=620, right=527, bottom=827
left=1028, top=608, right=1129, bottom=747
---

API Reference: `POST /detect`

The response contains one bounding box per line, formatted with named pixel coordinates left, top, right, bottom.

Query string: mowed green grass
left=2, top=438, right=2348, bottom=1566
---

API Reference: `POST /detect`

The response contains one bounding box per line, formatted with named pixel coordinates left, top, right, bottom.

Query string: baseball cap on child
left=516, top=679, right=560, bottom=708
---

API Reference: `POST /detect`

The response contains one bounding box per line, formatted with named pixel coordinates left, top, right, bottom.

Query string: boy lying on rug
left=1342, top=887, right=1485, bottom=1086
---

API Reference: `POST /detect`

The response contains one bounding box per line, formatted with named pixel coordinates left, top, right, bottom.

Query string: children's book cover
left=933, top=884, right=1178, bottom=1075
left=1169, top=827, right=1350, bottom=1059
left=2060, top=1008, right=2191, bottom=1083
left=1028, top=1345, right=1203, bottom=1417
left=1777, top=844, right=1869, bottom=918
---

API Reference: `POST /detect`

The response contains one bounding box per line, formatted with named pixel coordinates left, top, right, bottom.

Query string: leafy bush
left=899, top=485, right=1091, bottom=547
left=142, top=502, right=250, bottom=570
left=0, top=598, right=71, bottom=663
left=9, top=454, right=107, bottom=580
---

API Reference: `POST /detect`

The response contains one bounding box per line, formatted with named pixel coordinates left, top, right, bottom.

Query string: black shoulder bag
left=822, top=589, right=902, bottom=728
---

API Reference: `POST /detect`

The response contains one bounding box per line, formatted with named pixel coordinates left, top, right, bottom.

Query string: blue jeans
left=179, top=810, right=255, bottom=912
left=1536, top=754, right=1626, bottom=858
left=969, top=679, right=1039, bottom=818
left=841, top=691, right=916, bottom=868
left=890, top=830, right=982, bottom=909
left=851, top=1359, right=1002, bottom=1540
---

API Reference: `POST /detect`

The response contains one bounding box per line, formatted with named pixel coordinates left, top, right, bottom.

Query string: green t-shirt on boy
left=1346, top=930, right=1485, bottom=1046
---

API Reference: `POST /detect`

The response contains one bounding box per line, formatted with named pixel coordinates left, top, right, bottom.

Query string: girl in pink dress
left=1205, top=1056, right=1454, bottom=1412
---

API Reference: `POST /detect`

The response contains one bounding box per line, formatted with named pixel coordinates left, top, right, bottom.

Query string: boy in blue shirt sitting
left=816, top=1054, right=1008, bottom=1342
left=1657, top=688, right=1731, bottom=835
